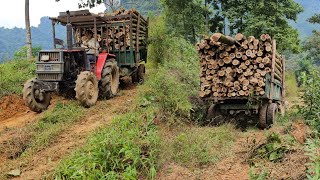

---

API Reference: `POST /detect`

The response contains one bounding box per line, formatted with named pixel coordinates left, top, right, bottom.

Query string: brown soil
left=157, top=123, right=309, bottom=180
left=0, top=94, right=65, bottom=132
left=0, top=83, right=137, bottom=179
left=0, top=95, right=29, bottom=121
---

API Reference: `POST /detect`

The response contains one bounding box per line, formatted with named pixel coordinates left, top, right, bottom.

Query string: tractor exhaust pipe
left=66, top=10, right=72, bottom=50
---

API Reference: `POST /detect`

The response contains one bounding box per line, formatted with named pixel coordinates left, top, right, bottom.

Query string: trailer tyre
left=23, top=78, right=51, bottom=113
left=267, top=103, right=278, bottom=126
left=75, top=71, right=99, bottom=107
left=99, top=58, right=119, bottom=99
left=137, top=64, right=145, bottom=84
left=258, top=103, right=268, bottom=129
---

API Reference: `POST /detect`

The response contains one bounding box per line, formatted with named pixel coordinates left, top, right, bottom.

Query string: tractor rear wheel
left=23, top=78, right=51, bottom=112
left=258, top=103, right=268, bottom=129
left=267, top=103, right=278, bottom=126
left=99, top=58, right=119, bottom=99
left=75, top=71, right=99, bottom=107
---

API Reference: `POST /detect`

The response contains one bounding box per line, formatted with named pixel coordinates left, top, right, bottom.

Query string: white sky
left=0, top=0, right=106, bottom=29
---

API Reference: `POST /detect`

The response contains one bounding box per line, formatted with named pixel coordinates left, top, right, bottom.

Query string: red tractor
left=23, top=10, right=147, bottom=112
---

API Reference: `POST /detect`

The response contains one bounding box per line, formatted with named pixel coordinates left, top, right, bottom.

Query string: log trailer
left=197, top=33, right=285, bottom=129
left=23, top=9, right=148, bottom=112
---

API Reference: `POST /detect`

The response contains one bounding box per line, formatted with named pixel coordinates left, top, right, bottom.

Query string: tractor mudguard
left=96, top=53, right=116, bottom=80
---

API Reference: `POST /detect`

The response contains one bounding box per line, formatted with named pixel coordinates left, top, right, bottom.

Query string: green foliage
left=142, top=37, right=199, bottom=119
left=285, top=72, right=299, bottom=100
left=161, top=0, right=206, bottom=43
left=168, top=125, right=235, bottom=167
left=303, top=31, right=320, bottom=65
left=55, top=107, right=159, bottom=179
left=299, top=69, right=320, bottom=129
left=308, top=13, right=320, bottom=24
left=205, top=0, right=303, bottom=52
left=305, top=138, right=320, bottom=180
left=0, top=59, right=35, bottom=97
left=249, top=133, right=288, bottom=162
left=13, top=46, right=42, bottom=60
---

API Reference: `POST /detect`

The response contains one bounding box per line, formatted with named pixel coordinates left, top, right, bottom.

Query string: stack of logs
left=197, top=33, right=284, bottom=98
left=100, top=8, right=147, bottom=51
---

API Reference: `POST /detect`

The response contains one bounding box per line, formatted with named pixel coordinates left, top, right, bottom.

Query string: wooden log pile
left=100, top=8, right=147, bottom=51
left=197, top=33, right=284, bottom=98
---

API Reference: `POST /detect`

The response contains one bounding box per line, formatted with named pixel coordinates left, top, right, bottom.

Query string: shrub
left=0, top=59, right=35, bottom=97
left=300, top=69, right=320, bottom=129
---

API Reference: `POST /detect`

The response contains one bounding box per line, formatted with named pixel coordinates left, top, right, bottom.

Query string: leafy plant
left=305, top=138, right=320, bottom=180
left=299, top=69, right=320, bottom=129
left=248, top=133, right=288, bottom=162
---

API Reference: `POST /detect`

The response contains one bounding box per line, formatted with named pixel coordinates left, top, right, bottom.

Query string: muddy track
left=0, top=83, right=137, bottom=179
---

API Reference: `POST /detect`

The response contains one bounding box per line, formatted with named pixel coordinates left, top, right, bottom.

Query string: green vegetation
left=13, top=46, right=42, bottom=60
left=27, top=102, right=84, bottom=152
left=0, top=59, right=35, bottom=97
left=159, top=125, right=236, bottom=167
left=55, top=108, right=158, bottom=179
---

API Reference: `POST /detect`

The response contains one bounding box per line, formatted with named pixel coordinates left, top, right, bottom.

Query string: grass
left=54, top=107, right=159, bottom=179
left=0, top=102, right=84, bottom=159
left=159, top=124, right=236, bottom=168
left=26, top=102, right=84, bottom=153
left=0, top=102, right=84, bottom=178
left=0, top=59, right=35, bottom=97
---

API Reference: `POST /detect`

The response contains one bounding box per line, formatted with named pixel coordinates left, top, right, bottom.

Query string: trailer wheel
left=258, top=103, right=268, bottom=129
left=267, top=103, right=278, bottom=126
left=137, top=64, right=145, bottom=84
left=207, top=104, right=218, bottom=120
left=99, top=58, right=119, bottom=99
left=75, top=71, right=99, bottom=107
left=23, top=78, right=51, bottom=112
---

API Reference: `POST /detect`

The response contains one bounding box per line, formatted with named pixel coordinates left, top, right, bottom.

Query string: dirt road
left=0, top=83, right=137, bottom=179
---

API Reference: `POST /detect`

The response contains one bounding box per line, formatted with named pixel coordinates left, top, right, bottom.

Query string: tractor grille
left=37, top=74, right=61, bottom=81
left=40, top=52, right=60, bottom=62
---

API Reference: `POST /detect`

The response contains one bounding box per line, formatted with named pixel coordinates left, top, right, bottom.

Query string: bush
left=0, top=59, right=35, bottom=97
left=13, top=46, right=42, bottom=60
left=300, top=69, right=320, bottom=129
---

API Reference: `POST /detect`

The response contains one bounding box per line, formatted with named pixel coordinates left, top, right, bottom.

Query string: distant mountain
left=291, top=0, right=320, bottom=38
left=0, top=17, right=65, bottom=62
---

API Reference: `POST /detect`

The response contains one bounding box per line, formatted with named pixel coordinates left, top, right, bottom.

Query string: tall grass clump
left=141, top=15, right=199, bottom=121
left=55, top=108, right=159, bottom=179
left=0, top=59, right=35, bottom=97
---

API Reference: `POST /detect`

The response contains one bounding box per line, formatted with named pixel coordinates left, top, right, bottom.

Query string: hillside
left=291, top=0, right=320, bottom=38
left=0, top=17, right=65, bottom=62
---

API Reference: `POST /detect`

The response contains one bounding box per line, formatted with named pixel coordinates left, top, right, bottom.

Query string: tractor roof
left=50, top=10, right=107, bottom=26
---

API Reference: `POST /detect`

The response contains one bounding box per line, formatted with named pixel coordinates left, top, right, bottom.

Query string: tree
left=308, top=13, right=320, bottom=24
left=161, top=0, right=207, bottom=43
left=25, top=0, right=32, bottom=60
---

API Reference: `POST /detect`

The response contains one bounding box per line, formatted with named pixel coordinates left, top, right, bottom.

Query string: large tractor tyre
left=23, top=78, right=51, bottom=113
left=75, top=71, right=99, bottom=108
left=258, top=103, right=268, bottom=129
left=267, top=103, right=278, bottom=126
left=99, top=58, right=119, bottom=99
left=137, top=64, right=146, bottom=84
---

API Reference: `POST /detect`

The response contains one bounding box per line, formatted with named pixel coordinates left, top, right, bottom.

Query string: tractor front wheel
left=75, top=71, right=99, bottom=107
left=99, top=58, right=119, bottom=99
left=23, top=78, right=51, bottom=112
